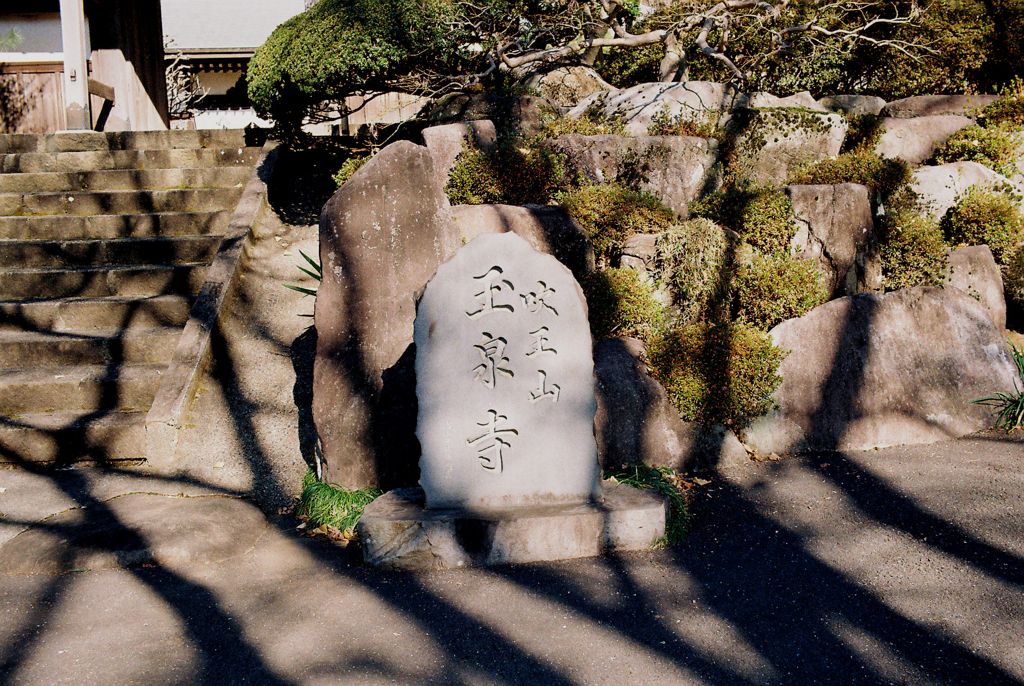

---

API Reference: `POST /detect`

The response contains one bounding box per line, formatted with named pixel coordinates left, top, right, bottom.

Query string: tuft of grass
left=941, top=185, right=1024, bottom=264
left=332, top=152, right=371, bottom=188
left=445, top=139, right=568, bottom=206
left=296, top=469, right=381, bottom=537
left=604, top=464, right=689, bottom=545
left=973, top=343, right=1024, bottom=431
left=734, top=253, right=829, bottom=331
left=932, top=124, right=1023, bottom=177
left=877, top=209, right=948, bottom=291
left=690, top=184, right=795, bottom=257
left=647, top=106, right=721, bottom=138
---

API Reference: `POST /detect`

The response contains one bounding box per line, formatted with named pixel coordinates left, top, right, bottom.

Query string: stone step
left=0, top=188, right=244, bottom=217
left=0, top=129, right=249, bottom=155
left=1, top=146, right=260, bottom=174
left=0, top=294, right=193, bottom=333
left=0, top=410, right=147, bottom=465
left=0, top=362, right=166, bottom=414
left=0, top=326, right=181, bottom=368
left=0, top=166, right=251, bottom=193
left=0, top=263, right=208, bottom=299
left=0, top=210, right=232, bottom=240
left=0, top=236, right=222, bottom=268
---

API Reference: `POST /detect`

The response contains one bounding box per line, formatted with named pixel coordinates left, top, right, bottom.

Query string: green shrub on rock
left=941, top=186, right=1024, bottom=263
left=690, top=184, right=795, bottom=257
left=1001, top=243, right=1024, bottom=310
left=878, top=210, right=949, bottom=290
left=445, top=139, right=567, bottom=206
left=657, top=219, right=735, bottom=325
left=581, top=268, right=665, bottom=342
left=647, top=106, right=721, bottom=138
left=734, top=254, right=829, bottom=331
left=558, top=183, right=676, bottom=266
left=788, top=150, right=911, bottom=203
left=978, top=88, right=1024, bottom=130
left=932, top=124, right=1023, bottom=177
left=647, top=322, right=785, bottom=433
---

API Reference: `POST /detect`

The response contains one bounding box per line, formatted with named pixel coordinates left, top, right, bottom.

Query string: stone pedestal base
left=357, top=480, right=667, bottom=569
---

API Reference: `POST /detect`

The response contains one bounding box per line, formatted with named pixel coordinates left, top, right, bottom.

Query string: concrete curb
left=145, top=140, right=281, bottom=470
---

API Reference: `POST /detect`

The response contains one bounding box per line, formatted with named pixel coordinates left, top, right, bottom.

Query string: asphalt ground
left=0, top=433, right=1021, bottom=685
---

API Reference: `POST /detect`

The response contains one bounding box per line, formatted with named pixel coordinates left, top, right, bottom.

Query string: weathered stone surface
left=423, top=93, right=560, bottom=138
left=620, top=233, right=659, bottom=273
left=944, top=245, right=1006, bottom=330
left=880, top=94, right=1002, bottom=119
left=744, top=287, right=1020, bottom=454
left=818, top=94, right=887, bottom=116
left=421, top=120, right=497, bottom=183
left=875, top=115, right=974, bottom=165
left=0, top=494, right=267, bottom=575
left=735, top=90, right=826, bottom=111
left=357, top=481, right=667, bottom=569
left=594, top=337, right=748, bottom=473
left=314, top=140, right=460, bottom=489
left=909, top=162, right=1024, bottom=221
left=569, top=82, right=730, bottom=137
left=785, top=183, right=882, bottom=297
left=724, top=109, right=847, bottom=186
left=541, top=134, right=719, bottom=215
left=415, top=232, right=600, bottom=510
left=451, top=203, right=595, bottom=279
left=518, top=65, right=615, bottom=107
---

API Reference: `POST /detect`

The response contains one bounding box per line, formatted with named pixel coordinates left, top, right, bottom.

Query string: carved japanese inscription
left=415, top=232, right=601, bottom=510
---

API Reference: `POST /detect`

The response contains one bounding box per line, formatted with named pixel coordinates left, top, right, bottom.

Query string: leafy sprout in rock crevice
left=284, top=250, right=322, bottom=299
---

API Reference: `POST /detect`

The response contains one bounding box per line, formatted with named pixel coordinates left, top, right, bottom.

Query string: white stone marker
left=415, top=232, right=602, bottom=511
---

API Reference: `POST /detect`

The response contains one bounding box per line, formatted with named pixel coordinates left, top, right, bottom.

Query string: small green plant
left=973, top=343, right=1024, bottom=431
left=296, top=469, right=381, bottom=537
left=284, top=250, right=322, bottom=298
left=657, top=218, right=735, bottom=325
left=977, top=81, right=1024, bottom=130
left=647, top=106, right=720, bottom=138
left=332, top=152, right=371, bottom=187
left=941, top=186, right=1024, bottom=263
left=445, top=139, right=568, bottom=206
left=788, top=151, right=912, bottom=204
left=932, top=124, right=1022, bottom=177
left=604, top=464, right=689, bottom=545
left=647, top=322, right=786, bottom=433
left=877, top=210, right=948, bottom=291
left=581, top=268, right=665, bottom=342
left=734, top=253, right=829, bottom=331
left=690, top=184, right=795, bottom=257
left=558, top=183, right=676, bottom=266
left=840, top=114, right=885, bottom=154
left=1002, top=243, right=1024, bottom=311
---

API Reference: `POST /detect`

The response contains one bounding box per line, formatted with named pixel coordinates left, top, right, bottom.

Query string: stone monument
left=358, top=233, right=667, bottom=568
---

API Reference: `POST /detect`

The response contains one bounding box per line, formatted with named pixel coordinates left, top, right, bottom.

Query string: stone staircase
left=0, top=130, right=263, bottom=467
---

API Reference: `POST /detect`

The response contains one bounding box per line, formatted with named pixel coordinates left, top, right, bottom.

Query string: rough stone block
left=723, top=109, right=847, bottom=186
left=451, top=203, right=595, bottom=279
left=357, top=481, right=667, bottom=569
left=745, top=287, right=1021, bottom=454
left=945, top=245, right=1006, bottom=330
left=875, top=115, right=974, bottom=166
left=910, top=162, right=1024, bottom=222
left=785, top=183, right=881, bottom=297
left=421, top=120, right=497, bottom=184
left=541, top=134, right=719, bottom=216
left=880, top=94, right=1002, bottom=119
left=818, top=95, right=887, bottom=116
left=313, top=140, right=460, bottom=489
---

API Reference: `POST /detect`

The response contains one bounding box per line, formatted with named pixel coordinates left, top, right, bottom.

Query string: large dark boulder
left=594, top=337, right=748, bottom=473
left=313, top=141, right=461, bottom=489
left=744, top=287, right=1021, bottom=454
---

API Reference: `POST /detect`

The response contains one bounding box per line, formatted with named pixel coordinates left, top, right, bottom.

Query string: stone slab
left=357, top=480, right=667, bottom=569
left=415, top=232, right=600, bottom=510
